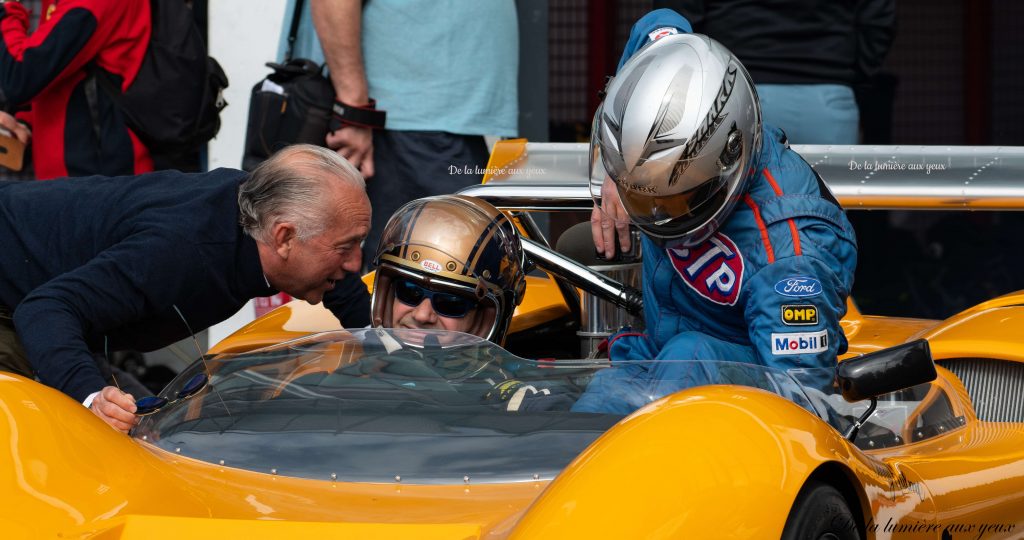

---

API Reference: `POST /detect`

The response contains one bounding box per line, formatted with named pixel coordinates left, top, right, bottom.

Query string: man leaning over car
left=0, top=144, right=373, bottom=433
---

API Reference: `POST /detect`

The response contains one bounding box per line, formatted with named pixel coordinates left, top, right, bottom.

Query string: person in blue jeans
left=574, top=10, right=857, bottom=414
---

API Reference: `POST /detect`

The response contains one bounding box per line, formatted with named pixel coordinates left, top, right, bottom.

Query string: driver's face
left=392, top=295, right=481, bottom=335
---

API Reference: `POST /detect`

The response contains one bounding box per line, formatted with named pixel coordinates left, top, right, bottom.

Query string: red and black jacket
left=0, top=0, right=153, bottom=180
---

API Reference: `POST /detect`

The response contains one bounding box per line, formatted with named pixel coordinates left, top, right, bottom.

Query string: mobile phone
left=0, top=127, right=26, bottom=172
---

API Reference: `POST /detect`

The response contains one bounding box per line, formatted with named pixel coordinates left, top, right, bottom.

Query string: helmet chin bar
left=642, top=217, right=720, bottom=250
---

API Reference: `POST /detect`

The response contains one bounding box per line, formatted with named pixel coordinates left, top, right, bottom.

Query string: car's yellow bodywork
left=5, top=288, right=1024, bottom=538
left=10, top=132, right=1024, bottom=537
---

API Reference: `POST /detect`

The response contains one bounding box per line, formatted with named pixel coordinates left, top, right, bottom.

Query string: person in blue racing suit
left=573, top=10, right=857, bottom=414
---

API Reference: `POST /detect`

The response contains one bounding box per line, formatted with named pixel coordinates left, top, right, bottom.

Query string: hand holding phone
left=0, top=110, right=30, bottom=172
left=0, top=127, right=26, bottom=172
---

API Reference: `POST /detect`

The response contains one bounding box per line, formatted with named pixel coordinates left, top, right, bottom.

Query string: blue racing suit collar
left=618, top=9, right=694, bottom=71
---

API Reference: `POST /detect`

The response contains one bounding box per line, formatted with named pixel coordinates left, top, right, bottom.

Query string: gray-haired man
left=0, top=144, right=371, bottom=432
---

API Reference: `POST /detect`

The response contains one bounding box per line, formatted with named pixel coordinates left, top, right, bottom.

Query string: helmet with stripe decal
left=371, top=195, right=527, bottom=344
left=591, top=33, right=762, bottom=247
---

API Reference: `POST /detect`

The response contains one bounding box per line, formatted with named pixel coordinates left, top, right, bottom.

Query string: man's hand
left=89, top=385, right=138, bottom=433
left=0, top=110, right=31, bottom=145
left=591, top=176, right=632, bottom=259
left=326, top=125, right=374, bottom=178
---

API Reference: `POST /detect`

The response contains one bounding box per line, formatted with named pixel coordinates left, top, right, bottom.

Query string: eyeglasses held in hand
left=134, top=372, right=208, bottom=416
left=394, top=279, right=477, bottom=318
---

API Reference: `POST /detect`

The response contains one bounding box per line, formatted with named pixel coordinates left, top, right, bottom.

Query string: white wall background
left=206, top=0, right=289, bottom=346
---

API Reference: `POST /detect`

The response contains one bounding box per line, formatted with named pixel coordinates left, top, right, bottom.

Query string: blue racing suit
left=573, top=10, right=858, bottom=414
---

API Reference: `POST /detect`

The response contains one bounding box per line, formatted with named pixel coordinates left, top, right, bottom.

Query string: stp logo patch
left=667, top=233, right=745, bottom=306
left=781, top=304, right=818, bottom=326
left=771, top=330, right=828, bottom=355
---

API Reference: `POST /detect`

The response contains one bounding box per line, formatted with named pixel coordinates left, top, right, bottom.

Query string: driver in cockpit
left=368, top=194, right=527, bottom=346
left=360, top=195, right=576, bottom=411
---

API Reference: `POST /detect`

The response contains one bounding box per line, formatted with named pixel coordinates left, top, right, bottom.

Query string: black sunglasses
left=135, top=372, right=208, bottom=416
left=394, top=279, right=476, bottom=318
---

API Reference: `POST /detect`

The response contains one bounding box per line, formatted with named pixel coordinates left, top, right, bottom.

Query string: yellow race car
left=3, top=143, right=1024, bottom=539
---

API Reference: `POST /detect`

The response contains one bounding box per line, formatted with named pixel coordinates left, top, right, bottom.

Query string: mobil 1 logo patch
left=772, top=330, right=828, bottom=355
left=781, top=304, right=818, bottom=326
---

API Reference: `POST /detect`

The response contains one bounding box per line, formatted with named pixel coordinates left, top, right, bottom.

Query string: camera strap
left=285, top=0, right=306, bottom=62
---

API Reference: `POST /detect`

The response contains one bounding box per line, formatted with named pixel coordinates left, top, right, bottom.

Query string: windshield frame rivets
left=175, top=447, right=181, bottom=453
left=330, top=473, right=337, bottom=481
left=533, top=473, right=540, bottom=480
left=219, top=459, right=225, bottom=466
left=463, top=475, right=470, bottom=484
left=394, top=475, right=402, bottom=483
left=271, top=468, right=278, bottom=475
left=141, top=435, right=147, bottom=441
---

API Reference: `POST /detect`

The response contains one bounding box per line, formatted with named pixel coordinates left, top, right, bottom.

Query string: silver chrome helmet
left=591, top=33, right=762, bottom=247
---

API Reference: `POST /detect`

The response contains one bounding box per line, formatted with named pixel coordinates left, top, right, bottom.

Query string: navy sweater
left=0, top=169, right=369, bottom=401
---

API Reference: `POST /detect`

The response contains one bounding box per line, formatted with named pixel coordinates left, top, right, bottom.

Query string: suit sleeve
left=617, top=8, right=694, bottom=71
left=742, top=250, right=853, bottom=371
left=0, top=0, right=122, bottom=106
left=13, top=231, right=197, bottom=402
left=323, top=272, right=371, bottom=328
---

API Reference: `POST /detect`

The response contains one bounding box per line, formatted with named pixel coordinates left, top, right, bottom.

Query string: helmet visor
left=617, top=173, right=728, bottom=240
left=590, top=107, right=715, bottom=225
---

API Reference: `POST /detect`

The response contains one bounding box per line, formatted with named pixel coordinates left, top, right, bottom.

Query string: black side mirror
left=836, top=339, right=937, bottom=402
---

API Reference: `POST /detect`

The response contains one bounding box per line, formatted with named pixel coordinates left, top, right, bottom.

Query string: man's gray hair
left=238, top=144, right=365, bottom=243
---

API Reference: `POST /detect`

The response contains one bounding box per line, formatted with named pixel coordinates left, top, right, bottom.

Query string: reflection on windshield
left=135, top=329, right=612, bottom=484
left=133, top=329, right=962, bottom=483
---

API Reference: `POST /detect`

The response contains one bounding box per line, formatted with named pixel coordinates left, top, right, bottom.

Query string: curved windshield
left=134, top=329, right=959, bottom=483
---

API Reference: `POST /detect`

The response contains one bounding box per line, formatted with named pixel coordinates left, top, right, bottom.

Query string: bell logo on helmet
left=420, top=259, right=442, bottom=273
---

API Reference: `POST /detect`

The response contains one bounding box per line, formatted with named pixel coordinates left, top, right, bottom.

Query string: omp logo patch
left=781, top=304, right=818, bottom=326
left=648, top=27, right=679, bottom=41
left=772, top=330, right=828, bottom=355
left=420, top=259, right=442, bottom=273
left=774, top=276, right=823, bottom=297
left=667, top=232, right=745, bottom=306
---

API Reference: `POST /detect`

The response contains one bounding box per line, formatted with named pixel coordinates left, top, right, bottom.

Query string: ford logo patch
left=774, top=276, right=823, bottom=297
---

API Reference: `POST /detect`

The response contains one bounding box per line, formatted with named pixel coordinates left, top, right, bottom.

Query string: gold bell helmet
left=371, top=195, right=528, bottom=345
left=591, top=33, right=762, bottom=248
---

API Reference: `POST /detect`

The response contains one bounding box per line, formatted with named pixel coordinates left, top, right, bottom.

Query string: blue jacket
left=612, top=10, right=857, bottom=371
left=0, top=170, right=370, bottom=402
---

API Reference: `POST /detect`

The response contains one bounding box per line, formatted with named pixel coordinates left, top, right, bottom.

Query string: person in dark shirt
left=654, top=1, right=896, bottom=144
left=0, top=0, right=154, bottom=179
left=0, top=144, right=372, bottom=432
